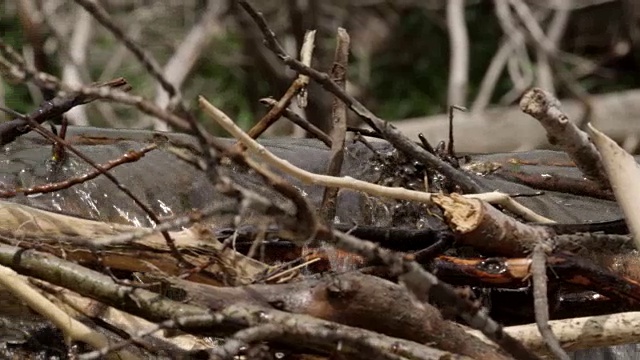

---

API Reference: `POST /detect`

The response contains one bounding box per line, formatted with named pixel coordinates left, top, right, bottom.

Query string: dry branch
left=531, top=244, right=569, bottom=360
left=432, top=193, right=553, bottom=256
left=0, top=243, right=480, bottom=360
left=470, top=311, right=640, bottom=355
left=321, top=27, right=350, bottom=221
left=201, top=95, right=553, bottom=223
left=232, top=30, right=317, bottom=151
left=520, top=88, right=609, bottom=188
left=0, top=265, right=140, bottom=360
left=235, top=0, right=485, bottom=195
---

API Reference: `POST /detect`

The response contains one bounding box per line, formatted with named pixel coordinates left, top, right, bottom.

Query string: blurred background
left=2, top=0, right=640, bottom=152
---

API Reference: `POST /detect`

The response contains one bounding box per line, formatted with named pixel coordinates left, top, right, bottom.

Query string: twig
left=0, top=78, right=129, bottom=146
left=235, top=0, right=486, bottom=195
left=0, top=144, right=156, bottom=198
left=0, top=264, right=140, bottom=360
left=201, top=88, right=539, bottom=359
left=531, top=244, right=570, bottom=359
left=259, top=98, right=332, bottom=146
left=320, top=27, right=350, bottom=222
left=323, top=229, right=540, bottom=360
left=72, top=0, right=180, bottom=103
left=200, top=95, right=554, bottom=223
left=232, top=30, right=317, bottom=152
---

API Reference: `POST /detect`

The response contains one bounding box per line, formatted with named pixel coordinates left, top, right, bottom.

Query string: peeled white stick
left=468, top=311, right=640, bottom=356
left=0, top=265, right=139, bottom=360
left=588, top=123, right=640, bottom=249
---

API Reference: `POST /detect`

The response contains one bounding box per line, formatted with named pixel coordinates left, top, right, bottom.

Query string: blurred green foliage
left=0, top=14, right=32, bottom=115
left=1, top=2, right=639, bottom=128
left=371, top=4, right=510, bottom=119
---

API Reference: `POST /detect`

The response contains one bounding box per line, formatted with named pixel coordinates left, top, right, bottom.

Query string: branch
left=200, top=95, right=554, bottom=223
left=0, top=144, right=156, bottom=199
left=259, top=98, right=332, bottom=146
left=531, top=244, right=570, bottom=359
left=520, top=88, right=609, bottom=188
left=0, top=264, right=140, bottom=360
left=235, top=0, right=486, bottom=195
left=321, top=27, right=350, bottom=221
left=232, top=30, right=317, bottom=151
left=0, top=245, right=475, bottom=360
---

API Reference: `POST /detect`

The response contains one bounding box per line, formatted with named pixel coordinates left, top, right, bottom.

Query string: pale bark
left=394, top=89, right=640, bottom=153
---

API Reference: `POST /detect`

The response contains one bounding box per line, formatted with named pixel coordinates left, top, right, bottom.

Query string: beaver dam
left=2, top=2, right=640, bottom=359
left=0, top=118, right=633, bottom=359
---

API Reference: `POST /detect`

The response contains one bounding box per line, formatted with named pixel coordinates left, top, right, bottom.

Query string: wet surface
left=0, top=127, right=634, bottom=359
left=0, top=127, right=626, bottom=229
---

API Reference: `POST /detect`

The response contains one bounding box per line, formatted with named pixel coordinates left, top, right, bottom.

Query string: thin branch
left=200, top=91, right=540, bottom=360
left=232, top=30, right=317, bottom=151
left=199, top=95, right=554, bottom=223
left=320, top=27, right=350, bottom=222
left=0, top=144, right=157, bottom=198
left=72, top=0, right=180, bottom=103
left=0, top=264, right=140, bottom=360
left=259, top=98, right=332, bottom=146
left=235, top=0, right=486, bottom=195
left=531, top=244, right=570, bottom=360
